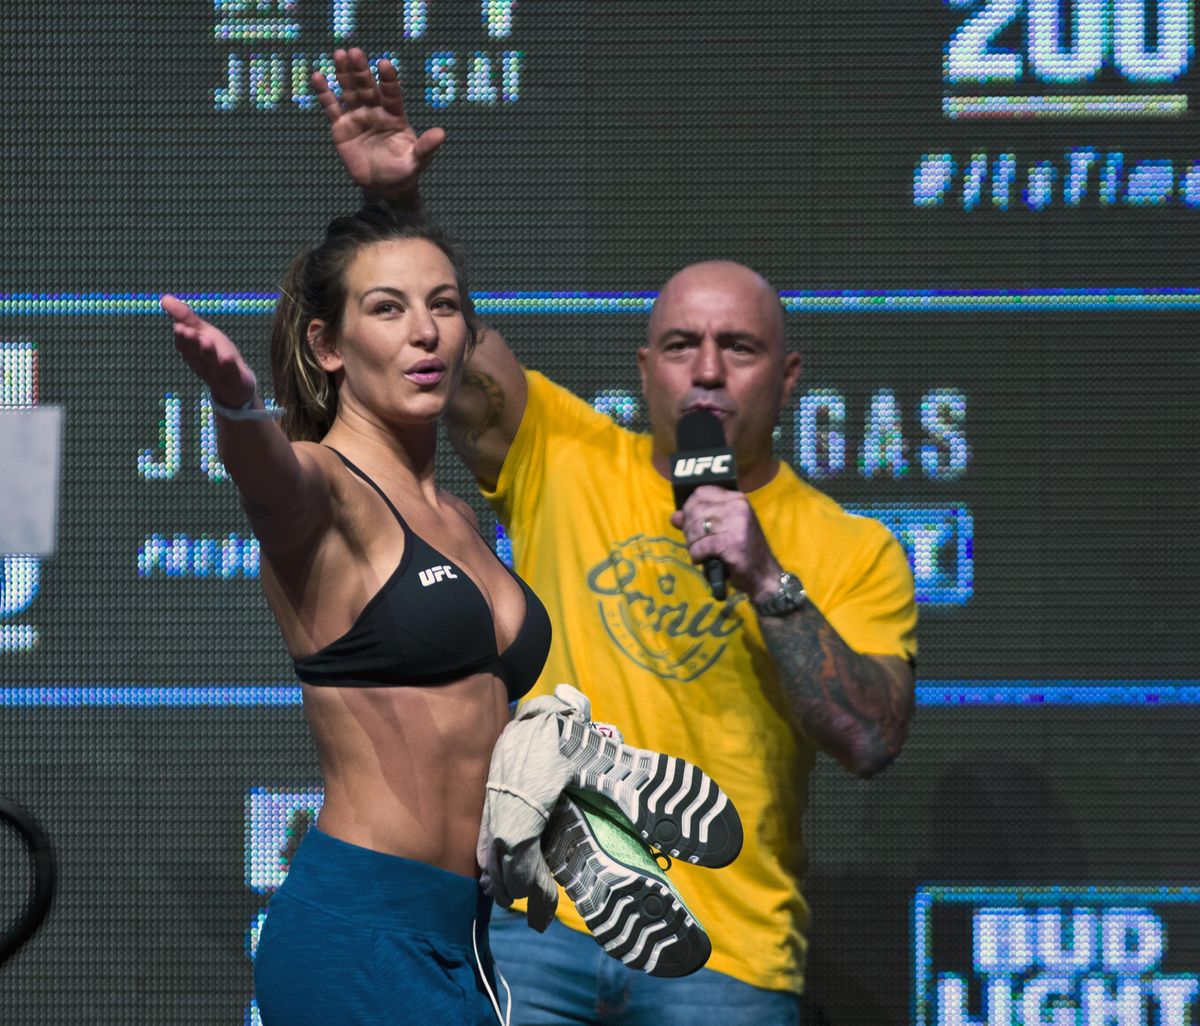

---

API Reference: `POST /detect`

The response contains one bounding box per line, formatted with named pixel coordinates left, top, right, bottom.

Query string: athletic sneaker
left=554, top=715, right=743, bottom=868
left=542, top=790, right=711, bottom=978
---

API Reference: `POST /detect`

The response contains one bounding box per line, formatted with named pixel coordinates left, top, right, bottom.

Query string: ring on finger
left=702, top=518, right=714, bottom=536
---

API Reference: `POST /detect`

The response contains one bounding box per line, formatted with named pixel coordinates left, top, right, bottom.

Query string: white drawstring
left=472, top=916, right=512, bottom=1026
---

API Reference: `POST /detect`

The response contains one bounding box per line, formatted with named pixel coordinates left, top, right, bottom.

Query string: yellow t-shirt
left=483, top=370, right=917, bottom=993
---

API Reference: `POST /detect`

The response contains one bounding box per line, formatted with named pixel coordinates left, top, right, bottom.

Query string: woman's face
left=311, top=238, right=471, bottom=427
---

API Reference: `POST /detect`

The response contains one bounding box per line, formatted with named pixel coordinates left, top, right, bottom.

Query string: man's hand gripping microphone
left=671, top=409, right=739, bottom=601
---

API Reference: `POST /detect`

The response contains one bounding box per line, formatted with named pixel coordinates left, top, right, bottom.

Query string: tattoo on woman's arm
left=455, top=369, right=505, bottom=457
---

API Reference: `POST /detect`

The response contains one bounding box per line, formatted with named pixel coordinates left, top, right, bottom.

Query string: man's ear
left=308, top=320, right=342, bottom=373
left=781, top=351, right=802, bottom=404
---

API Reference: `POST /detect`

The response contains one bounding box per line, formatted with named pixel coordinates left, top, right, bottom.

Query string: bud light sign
left=913, top=885, right=1200, bottom=1026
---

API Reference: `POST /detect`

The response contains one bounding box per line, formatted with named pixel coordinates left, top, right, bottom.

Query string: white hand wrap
left=475, top=685, right=593, bottom=931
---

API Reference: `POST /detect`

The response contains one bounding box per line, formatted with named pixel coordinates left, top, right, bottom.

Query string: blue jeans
left=489, top=908, right=808, bottom=1026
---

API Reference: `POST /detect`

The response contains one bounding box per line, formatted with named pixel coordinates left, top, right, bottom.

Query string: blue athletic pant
left=254, top=826, right=504, bottom=1025
left=489, top=907, right=809, bottom=1025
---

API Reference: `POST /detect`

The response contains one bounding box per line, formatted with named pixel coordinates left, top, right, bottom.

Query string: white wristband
left=209, top=393, right=285, bottom=421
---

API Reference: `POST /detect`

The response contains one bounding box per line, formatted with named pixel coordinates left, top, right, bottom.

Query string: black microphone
left=671, top=409, right=738, bottom=600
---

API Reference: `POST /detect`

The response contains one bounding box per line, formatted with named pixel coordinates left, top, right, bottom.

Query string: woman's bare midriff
left=302, top=673, right=511, bottom=878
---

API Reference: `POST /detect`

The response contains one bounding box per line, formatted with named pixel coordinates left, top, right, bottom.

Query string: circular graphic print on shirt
left=585, top=534, right=744, bottom=682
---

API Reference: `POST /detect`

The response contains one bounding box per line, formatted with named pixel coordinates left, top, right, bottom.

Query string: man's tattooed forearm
left=758, top=610, right=913, bottom=776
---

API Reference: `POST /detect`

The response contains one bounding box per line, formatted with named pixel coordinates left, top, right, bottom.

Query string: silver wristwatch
left=752, top=571, right=808, bottom=617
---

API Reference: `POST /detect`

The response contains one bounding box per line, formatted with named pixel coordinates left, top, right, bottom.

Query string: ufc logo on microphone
left=673, top=454, right=733, bottom=477
left=419, top=565, right=459, bottom=587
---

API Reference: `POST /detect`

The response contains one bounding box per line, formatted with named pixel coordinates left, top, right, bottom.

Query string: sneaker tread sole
left=543, top=794, right=711, bottom=978
left=557, top=716, right=743, bottom=869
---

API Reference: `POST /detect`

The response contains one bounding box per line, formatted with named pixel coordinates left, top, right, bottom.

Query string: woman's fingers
left=333, top=47, right=380, bottom=110
left=413, top=126, right=446, bottom=160
left=376, top=57, right=406, bottom=120
left=160, top=294, right=199, bottom=327
left=162, top=295, right=254, bottom=396
left=312, top=71, right=343, bottom=125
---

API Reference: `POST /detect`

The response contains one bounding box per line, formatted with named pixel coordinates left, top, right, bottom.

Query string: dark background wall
left=3, top=1, right=1199, bottom=1022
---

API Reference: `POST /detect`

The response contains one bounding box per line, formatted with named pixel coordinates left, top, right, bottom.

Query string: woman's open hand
left=161, top=295, right=258, bottom=408
left=314, top=47, right=445, bottom=199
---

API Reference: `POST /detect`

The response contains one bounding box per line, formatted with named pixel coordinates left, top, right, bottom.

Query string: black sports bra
left=292, top=450, right=551, bottom=701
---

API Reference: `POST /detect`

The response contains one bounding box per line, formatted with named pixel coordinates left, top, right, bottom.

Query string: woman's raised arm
left=161, top=295, right=333, bottom=557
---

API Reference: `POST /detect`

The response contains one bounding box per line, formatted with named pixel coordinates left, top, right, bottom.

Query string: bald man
left=442, top=261, right=916, bottom=1025
left=317, top=50, right=918, bottom=1026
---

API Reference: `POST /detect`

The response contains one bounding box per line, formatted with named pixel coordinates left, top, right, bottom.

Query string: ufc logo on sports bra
left=673, top=454, right=733, bottom=477
left=418, top=565, right=459, bottom=587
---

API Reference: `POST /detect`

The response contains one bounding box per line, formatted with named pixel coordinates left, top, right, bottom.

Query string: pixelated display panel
left=2, top=8, right=1200, bottom=1026
left=2, top=308, right=1196, bottom=681
left=3, top=0, right=1199, bottom=686
left=2, top=5, right=1199, bottom=1018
